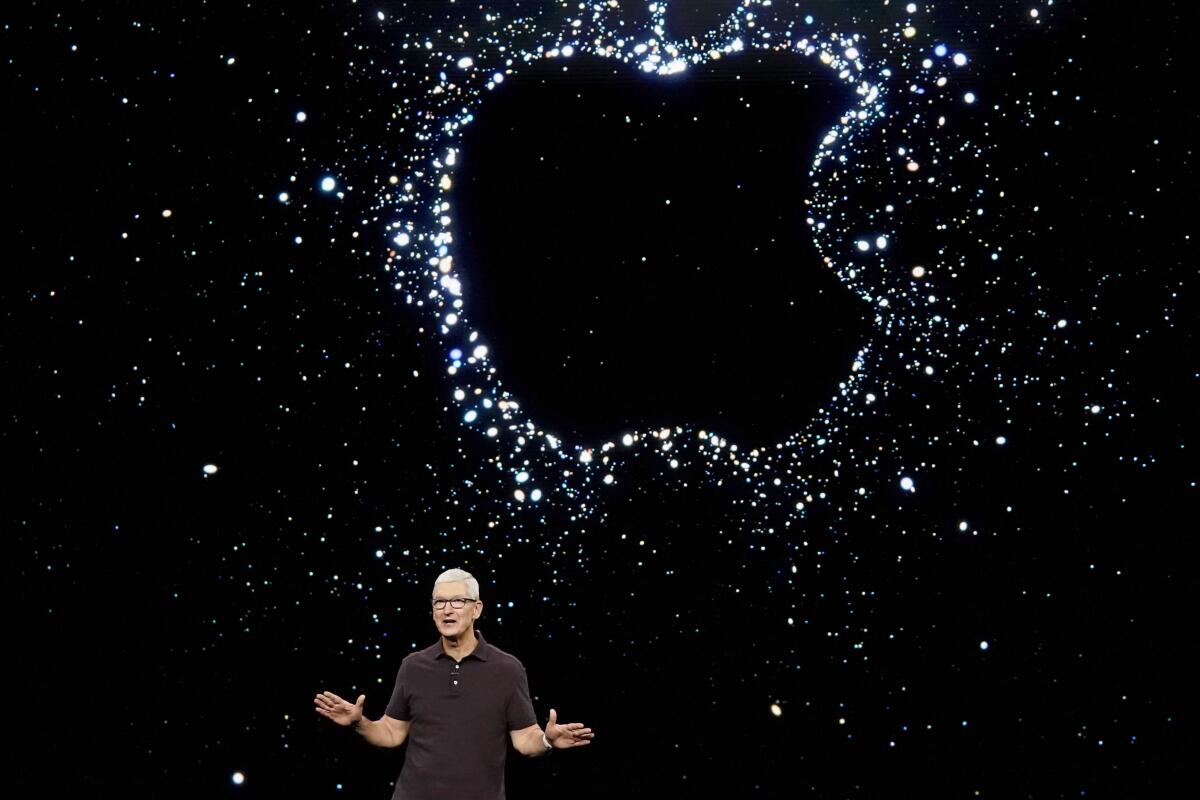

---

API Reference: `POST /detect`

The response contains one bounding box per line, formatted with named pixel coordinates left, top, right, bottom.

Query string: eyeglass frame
left=431, top=597, right=479, bottom=611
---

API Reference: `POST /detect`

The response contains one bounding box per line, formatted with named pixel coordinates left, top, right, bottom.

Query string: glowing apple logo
left=380, top=1, right=980, bottom=513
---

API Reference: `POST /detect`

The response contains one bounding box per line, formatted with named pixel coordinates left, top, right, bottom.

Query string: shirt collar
left=429, top=630, right=490, bottom=661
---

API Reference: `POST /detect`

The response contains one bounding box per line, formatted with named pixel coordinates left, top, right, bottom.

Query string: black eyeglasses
left=432, top=597, right=476, bottom=610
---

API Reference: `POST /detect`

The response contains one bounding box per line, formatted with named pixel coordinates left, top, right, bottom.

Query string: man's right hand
left=314, top=691, right=365, bottom=727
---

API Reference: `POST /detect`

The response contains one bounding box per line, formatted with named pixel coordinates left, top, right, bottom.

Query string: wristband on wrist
left=542, top=732, right=553, bottom=751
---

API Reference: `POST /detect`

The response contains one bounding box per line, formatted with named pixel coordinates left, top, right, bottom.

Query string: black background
left=6, top=2, right=1197, bottom=798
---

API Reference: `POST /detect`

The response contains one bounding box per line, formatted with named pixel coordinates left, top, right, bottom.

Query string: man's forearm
left=355, top=717, right=404, bottom=748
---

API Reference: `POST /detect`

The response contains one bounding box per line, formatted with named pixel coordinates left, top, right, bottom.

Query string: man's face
left=431, top=580, right=482, bottom=638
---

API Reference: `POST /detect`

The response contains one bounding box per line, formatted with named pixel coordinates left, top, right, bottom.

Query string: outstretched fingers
left=564, top=723, right=594, bottom=744
left=315, top=691, right=343, bottom=709
left=314, top=690, right=356, bottom=718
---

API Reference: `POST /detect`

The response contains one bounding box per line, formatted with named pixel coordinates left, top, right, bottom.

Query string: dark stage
left=7, top=1, right=1197, bottom=797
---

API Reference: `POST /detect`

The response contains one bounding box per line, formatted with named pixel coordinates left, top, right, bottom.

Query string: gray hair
left=434, top=568, right=480, bottom=600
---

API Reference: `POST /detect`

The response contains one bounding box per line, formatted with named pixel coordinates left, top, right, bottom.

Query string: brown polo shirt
left=384, top=631, right=538, bottom=800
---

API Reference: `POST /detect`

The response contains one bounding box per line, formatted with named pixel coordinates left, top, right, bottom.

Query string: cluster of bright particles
left=305, top=1, right=1073, bottom=522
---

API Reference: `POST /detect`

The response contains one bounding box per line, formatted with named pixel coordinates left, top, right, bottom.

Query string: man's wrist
left=541, top=732, right=553, bottom=751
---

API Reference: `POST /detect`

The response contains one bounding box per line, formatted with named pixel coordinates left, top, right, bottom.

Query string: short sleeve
left=384, top=659, right=412, bottom=720
left=505, top=665, right=538, bottom=731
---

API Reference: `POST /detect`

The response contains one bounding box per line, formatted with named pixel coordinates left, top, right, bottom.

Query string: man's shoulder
left=399, top=640, right=442, bottom=667
left=480, top=640, right=527, bottom=673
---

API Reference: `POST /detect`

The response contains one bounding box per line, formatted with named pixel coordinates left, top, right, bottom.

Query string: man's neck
left=441, top=628, right=478, bottom=661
